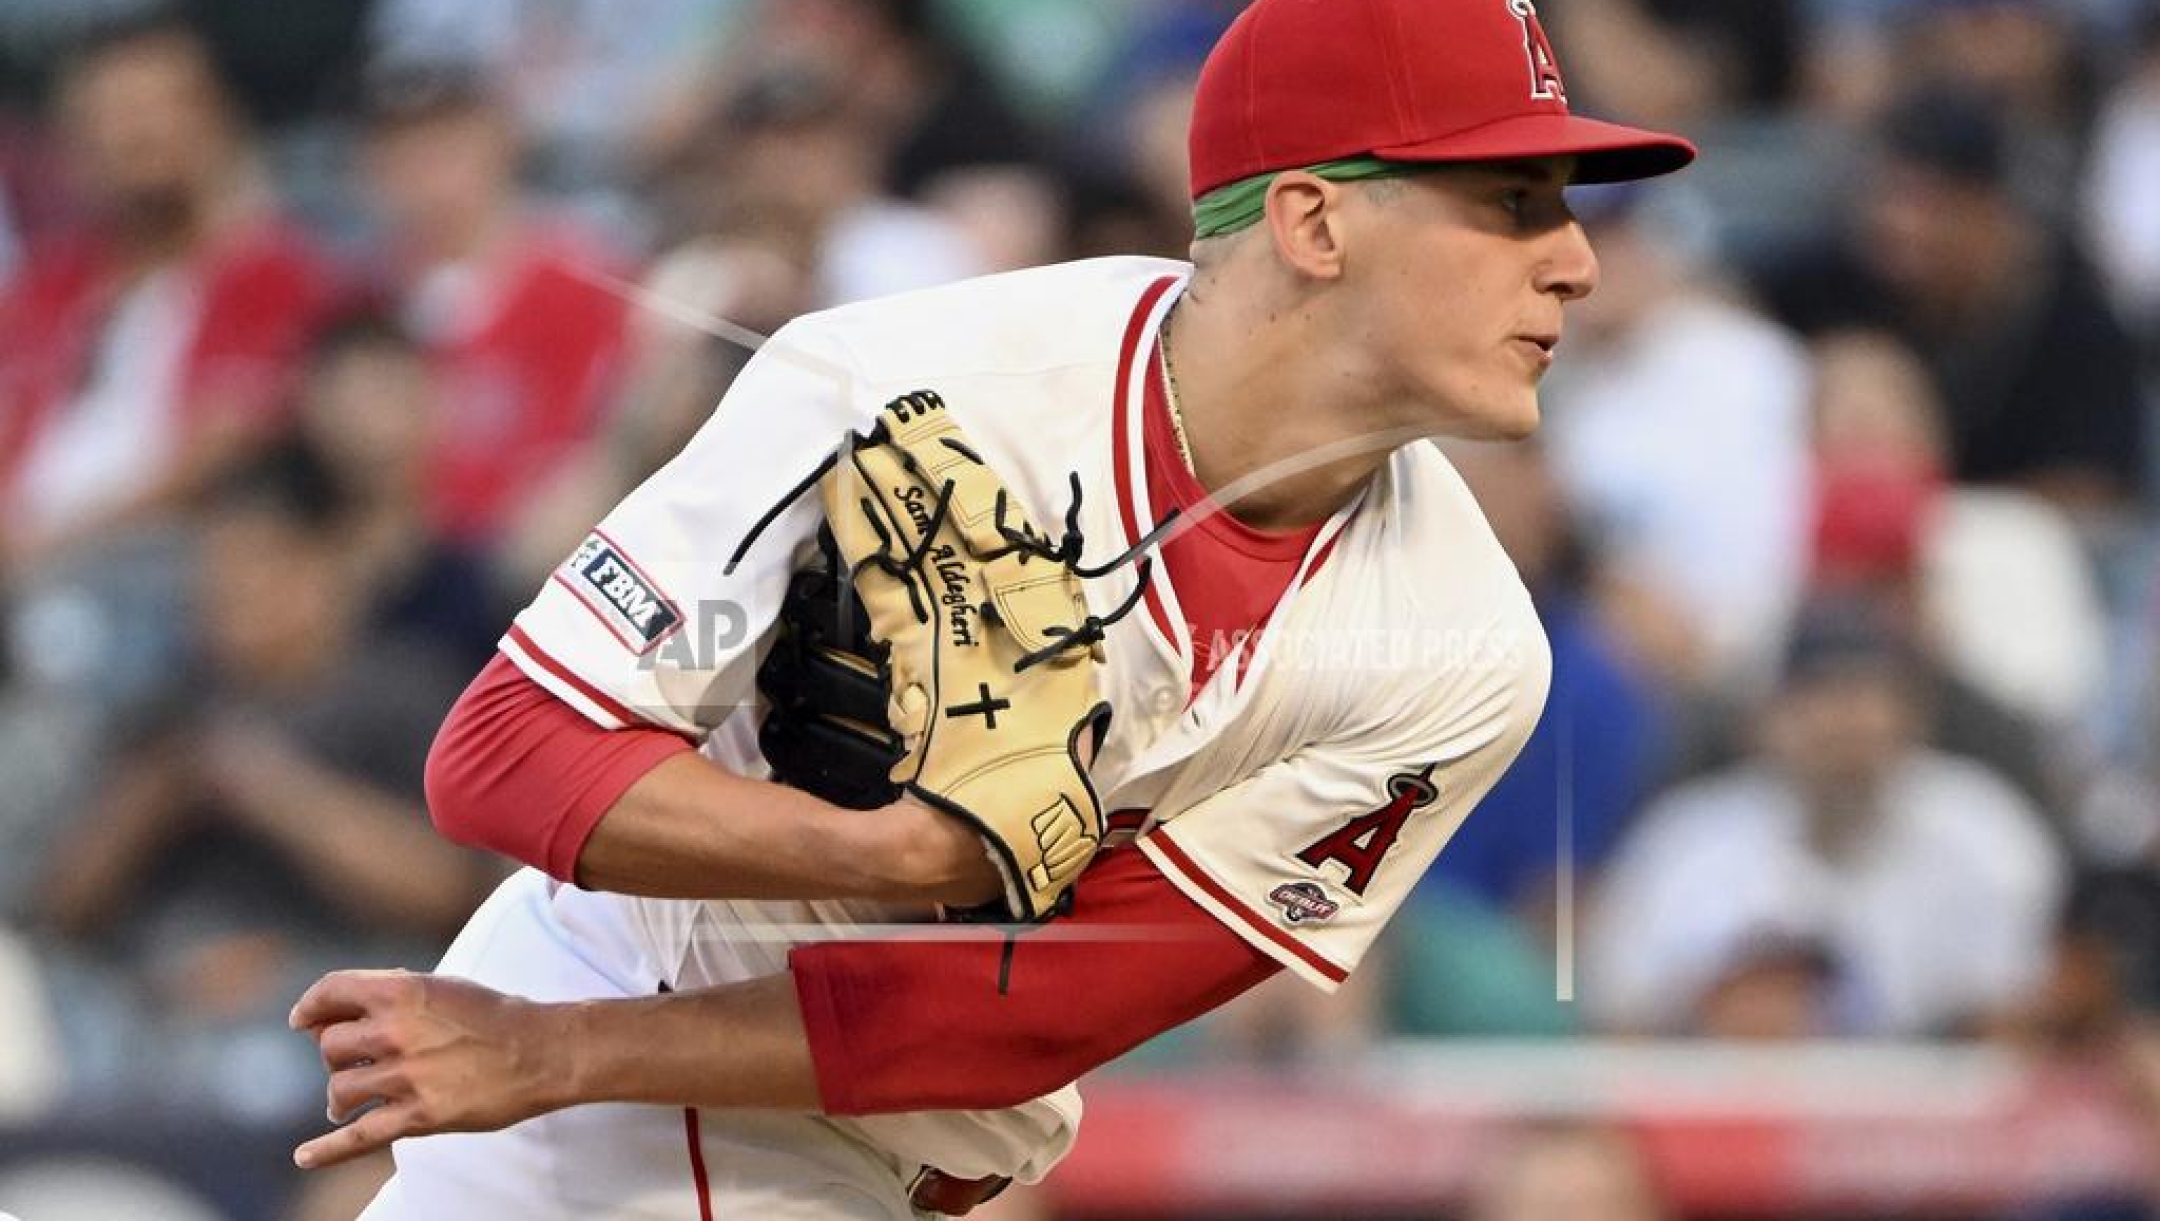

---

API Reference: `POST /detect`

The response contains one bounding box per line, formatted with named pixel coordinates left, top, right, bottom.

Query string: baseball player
left=292, top=1, right=1693, bottom=1217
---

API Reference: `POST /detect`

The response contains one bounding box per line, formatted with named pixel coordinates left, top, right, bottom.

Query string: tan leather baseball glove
left=747, top=390, right=1131, bottom=921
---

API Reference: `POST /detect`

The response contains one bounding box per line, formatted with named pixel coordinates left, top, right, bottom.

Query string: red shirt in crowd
left=407, top=224, right=630, bottom=546
left=0, top=216, right=334, bottom=506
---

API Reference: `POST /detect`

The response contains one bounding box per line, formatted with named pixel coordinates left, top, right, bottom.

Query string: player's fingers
left=315, top=1018, right=388, bottom=1071
left=294, top=1101, right=416, bottom=1171
left=326, top=1061, right=404, bottom=1124
left=290, top=969, right=411, bottom=1030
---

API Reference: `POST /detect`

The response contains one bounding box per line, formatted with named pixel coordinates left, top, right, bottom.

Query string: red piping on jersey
left=1146, top=829, right=1350, bottom=984
left=505, top=624, right=691, bottom=740
left=1309, top=531, right=1344, bottom=580
left=1110, top=276, right=1182, bottom=647
left=683, top=1107, right=717, bottom=1221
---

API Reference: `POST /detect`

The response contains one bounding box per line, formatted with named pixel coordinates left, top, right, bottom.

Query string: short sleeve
left=502, top=320, right=875, bottom=734
left=1138, top=610, right=1552, bottom=991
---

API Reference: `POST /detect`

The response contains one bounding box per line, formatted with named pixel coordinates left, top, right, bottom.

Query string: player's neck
left=1162, top=289, right=1409, bottom=531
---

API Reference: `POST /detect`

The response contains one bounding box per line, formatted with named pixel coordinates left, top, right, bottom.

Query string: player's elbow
left=423, top=704, right=492, bottom=853
left=422, top=661, right=527, bottom=860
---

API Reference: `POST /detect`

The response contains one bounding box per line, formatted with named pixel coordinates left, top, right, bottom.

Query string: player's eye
left=1498, top=186, right=1570, bottom=233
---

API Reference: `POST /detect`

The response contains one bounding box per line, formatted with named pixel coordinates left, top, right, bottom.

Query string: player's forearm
left=426, top=655, right=998, bottom=906
left=576, top=752, right=997, bottom=906
left=558, top=973, right=821, bottom=1112
left=290, top=967, right=819, bottom=1168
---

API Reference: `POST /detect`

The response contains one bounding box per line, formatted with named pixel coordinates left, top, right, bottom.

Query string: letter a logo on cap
left=1507, top=0, right=1567, bottom=102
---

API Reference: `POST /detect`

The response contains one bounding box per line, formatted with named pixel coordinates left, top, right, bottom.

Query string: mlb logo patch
left=1268, top=881, right=1340, bottom=925
left=558, top=533, right=683, bottom=654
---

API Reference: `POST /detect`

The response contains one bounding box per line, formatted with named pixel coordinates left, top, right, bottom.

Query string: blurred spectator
left=1811, top=330, right=2102, bottom=780
left=1895, top=0, right=2098, bottom=162
left=1204, top=966, right=1386, bottom=1067
left=2084, top=9, right=2160, bottom=338
left=937, top=0, right=1147, bottom=122
left=686, top=0, right=1075, bottom=271
left=1586, top=595, right=2066, bottom=1037
left=1385, top=884, right=1579, bottom=1038
left=1063, top=68, right=1200, bottom=262
left=1993, top=868, right=2160, bottom=1221
left=1430, top=439, right=1667, bottom=921
left=1061, top=4, right=1228, bottom=261
left=30, top=445, right=492, bottom=1119
left=1173, top=950, right=1389, bottom=1068
left=0, top=928, right=62, bottom=1118
left=1765, top=87, right=2147, bottom=514
left=0, top=1157, right=230, bottom=1221
left=496, top=245, right=794, bottom=592
left=1809, top=329, right=1951, bottom=592
left=2007, top=868, right=2160, bottom=1046
left=1552, top=0, right=1805, bottom=131
left=0, top=12, right=334, bottom=573
left=1542, top=184, right=1815, bottom=696
left=294, top=312, right=504, bottom=667
left=1467, top=1122, right=1672, bottom=1221
left=368, top=0, right=746, bottom=191
left=359, top=61, right=631, bottom=553
left=1801, top=0, right=2103, bottom=144
left=649, top=0, right=1040, bottom=200
left=664, top=62, right=987, bottom=306
left=184, top=0, right=370, bottom=124
left=1924, top=484, right=2113, bottom=730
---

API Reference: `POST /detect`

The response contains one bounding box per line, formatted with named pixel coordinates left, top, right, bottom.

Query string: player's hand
left=883, top=730, right=1099, bottom=911
left=885, top=790, right=1006, bottom=908
left=288, top=969, right=578, bottom=1170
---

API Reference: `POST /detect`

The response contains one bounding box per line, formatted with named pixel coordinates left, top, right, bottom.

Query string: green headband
left=1191, top=155, right=1419, bottom=240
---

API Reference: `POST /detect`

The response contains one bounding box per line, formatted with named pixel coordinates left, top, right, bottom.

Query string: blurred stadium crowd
left=0, top=0, right=2158, bottom=1217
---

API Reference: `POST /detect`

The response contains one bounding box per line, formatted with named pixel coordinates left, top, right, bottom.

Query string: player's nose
left=1537, top=220, right=1600, bottom=302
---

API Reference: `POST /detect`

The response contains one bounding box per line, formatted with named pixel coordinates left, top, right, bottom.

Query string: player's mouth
left=1512, top=333, right=1559, bottom=368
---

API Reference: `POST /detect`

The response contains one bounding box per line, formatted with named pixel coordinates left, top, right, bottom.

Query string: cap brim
left=1375, top=113, right=1697, bottom=184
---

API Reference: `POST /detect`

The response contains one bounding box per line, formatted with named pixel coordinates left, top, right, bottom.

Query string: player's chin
left=1460, top=395, right=1543, bottom=442
left=1485, top=405, right=1542, bottom=442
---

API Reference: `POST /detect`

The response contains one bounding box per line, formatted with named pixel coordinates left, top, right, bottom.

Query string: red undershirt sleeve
left=424, top=651, right=693, bottom=880
left=790, top=845, right=1282, bottom=1115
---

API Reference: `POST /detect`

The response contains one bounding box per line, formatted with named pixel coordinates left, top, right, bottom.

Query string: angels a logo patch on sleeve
left=1294, top=764, right=1440, bottom=896
left=555, top=532, right=684, bottom=654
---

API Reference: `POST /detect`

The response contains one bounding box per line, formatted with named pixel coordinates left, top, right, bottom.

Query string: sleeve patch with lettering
left=553, top=532, right=685, bottom=654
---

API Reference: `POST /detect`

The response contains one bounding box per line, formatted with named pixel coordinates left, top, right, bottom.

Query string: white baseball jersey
left=483, top=256, right=1548, bottom=1196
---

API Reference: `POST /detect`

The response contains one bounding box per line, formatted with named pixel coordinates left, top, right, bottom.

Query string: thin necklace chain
left=1158, top=307, right=1198, bottom=477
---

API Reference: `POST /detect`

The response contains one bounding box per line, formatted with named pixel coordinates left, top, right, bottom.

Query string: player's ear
left=1263, top=172, right=1347, bottom=282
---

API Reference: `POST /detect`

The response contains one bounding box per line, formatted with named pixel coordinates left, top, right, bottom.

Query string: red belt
left=908, top=1168, right=1013, bottom=1216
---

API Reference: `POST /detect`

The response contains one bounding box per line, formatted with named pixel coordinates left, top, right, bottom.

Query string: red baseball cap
left=1188, top=0, right=1697, bottom=199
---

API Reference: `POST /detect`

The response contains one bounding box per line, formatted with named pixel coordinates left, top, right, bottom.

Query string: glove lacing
left=723, top=422, right=1182, bottom=678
